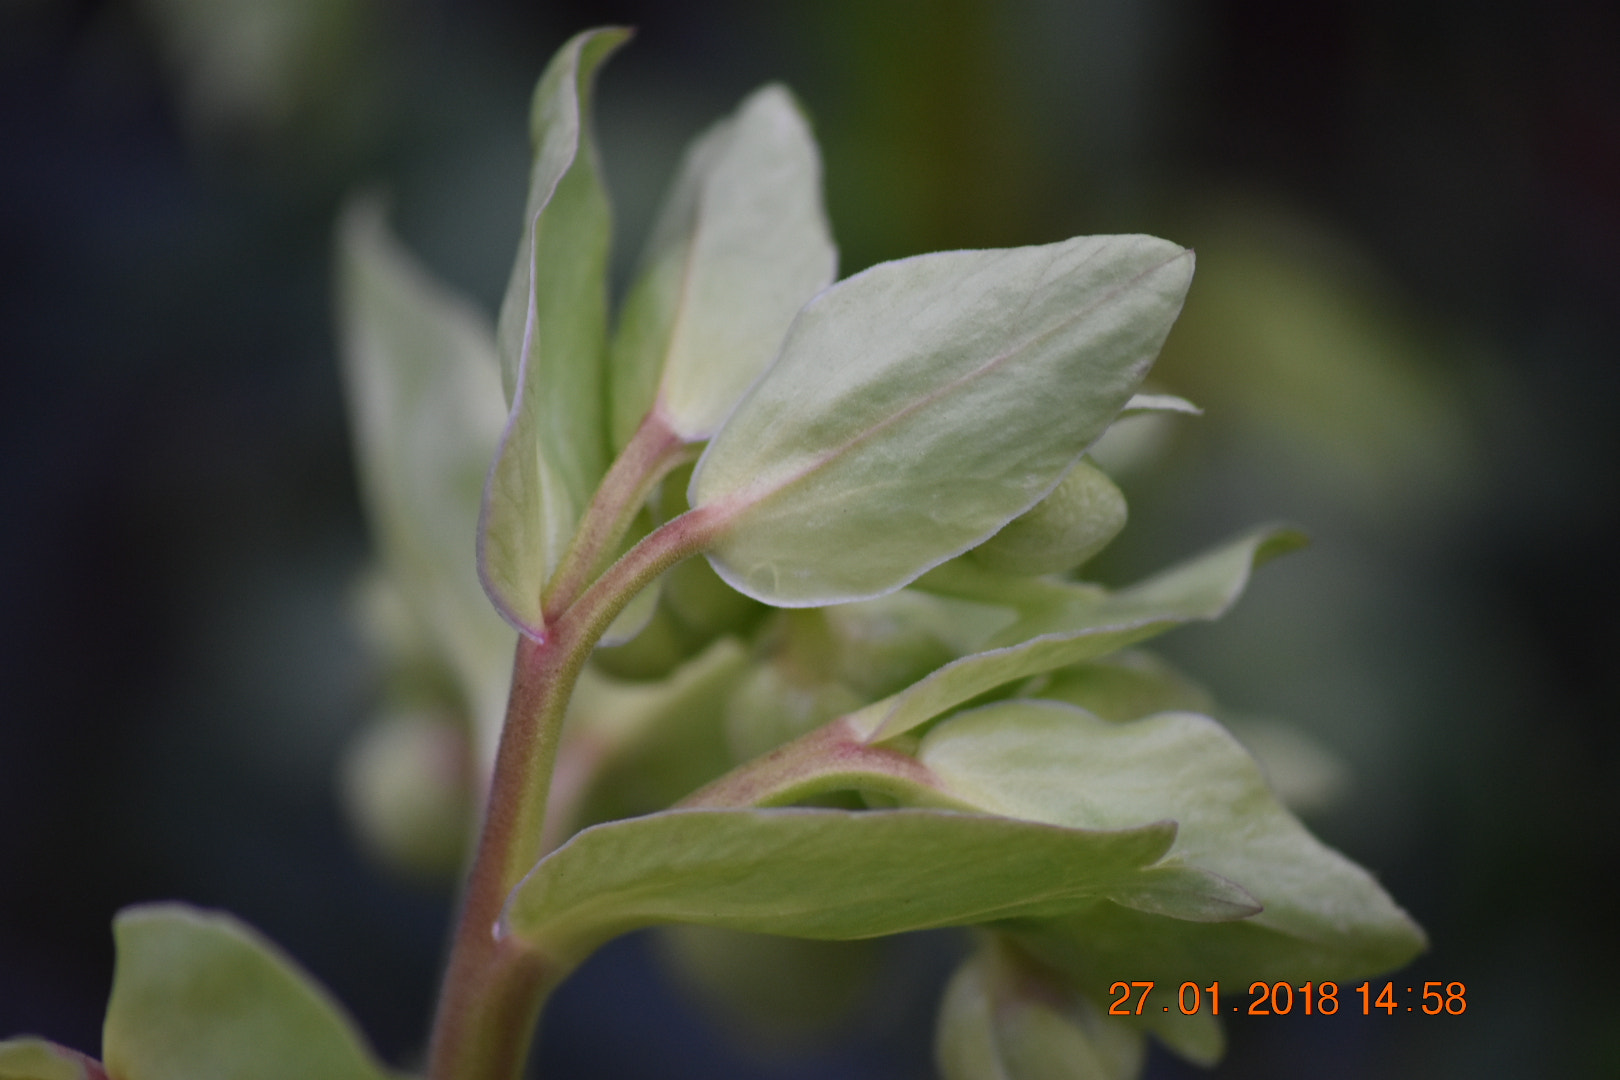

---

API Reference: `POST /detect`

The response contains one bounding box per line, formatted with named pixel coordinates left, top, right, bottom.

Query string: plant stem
left=425, top=503, right=731, bottom=1080
left=679, top=716, right=946, bottom=810
left=542, top=407, right=695, bottom=621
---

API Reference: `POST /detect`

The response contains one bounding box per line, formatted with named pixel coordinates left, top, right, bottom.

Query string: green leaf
left=968, top=458, right=1127, bottom=576
left=853, top=525, right=1305, bottom=741
left=480, top=27, right=627, bottom=636
left=573, top=638, right=752, bottom=824
left=653, top=925, right=878, bottom=1039
left=690, top=235, right=1194, bottom=606
left=0, top=1038, right=105, bottom=1080
left=610, top=83, right=836, bottom=448
left=502, top=808, right=1177, bottom=964
left=916, top=702, right=1427, bottom=988
left=102, top=904, right=398, bottom=1080
left=1035, top=650, right=1214, bottom=722
left=335, top=197, right=515, bottom=760
left=935, top=941, right=1145, bottom=1080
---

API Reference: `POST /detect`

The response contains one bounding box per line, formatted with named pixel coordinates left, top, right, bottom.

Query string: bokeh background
left=3, top=0, right=1617, bottom=1077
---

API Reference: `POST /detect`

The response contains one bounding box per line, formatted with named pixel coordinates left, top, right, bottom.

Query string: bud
left=970, top=458, right=1126, bottom=576
left=340, top=712, right=472, bottom=881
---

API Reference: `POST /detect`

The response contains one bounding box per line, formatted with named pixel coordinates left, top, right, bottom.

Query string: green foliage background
left=2, top=1, right=1616, bottom=1077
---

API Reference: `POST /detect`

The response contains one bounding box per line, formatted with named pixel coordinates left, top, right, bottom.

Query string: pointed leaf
left=480, top=28, right=627, bottom=636
left=336, top=197, right=516, bottom=756
left=103, top=904, right=397, bottom=1080
left=916, top=702, right=1427, bottom=987
left=610, top=84, right=836, bottom=447
left=853, top=525, right=1304, bottom=741
left=691, top=235, right=1194, bottom=606
left=502, top=808, right=1177, bottom=963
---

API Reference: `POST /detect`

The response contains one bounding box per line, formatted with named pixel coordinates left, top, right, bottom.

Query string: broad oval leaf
left=610, top=84, right=837, bottom=448
left=690, top=235, right=1194, bottom=606
left=853, top=525, right=1305, bottom=742
left=480, top=27, right=627, bottom=637
left=502, top=807, right=1176, bottom=963
left=336, top=197, right=515, bottom=762
left=917, top=702, right=1427, bottom=987
left=102, top=904, right=397, bottom=1080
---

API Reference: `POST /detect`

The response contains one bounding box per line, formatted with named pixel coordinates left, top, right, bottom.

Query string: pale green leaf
left=480, top=27, right=627, bottom=635
left=917, top=702, right=1427, bottom=988
left=968, top=458, right=1127, bottom=576
left=335, top=197, right=515, bottom=763
left=691, top=235, right=1194, bottom=606
left=1034, top=650, right=1214, bottom=722
left=0, top=1038, right=104, bottom=1080
left=936, top=942, right=1145, bottom=1080
left=610, top=84, right=836, bottom=447
left=854, top=526, right=1304, bottom=741
left=573, top=638, right=752, bottom=825
left=502, top=808, right=1176, bottom=963
left=102, top=904, right=397, bottom=1080
left=654, top=925, right=877, bottom=1039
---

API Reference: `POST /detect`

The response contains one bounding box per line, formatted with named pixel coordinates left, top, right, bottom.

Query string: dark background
left=3, top=1, right=1617, bottom=1077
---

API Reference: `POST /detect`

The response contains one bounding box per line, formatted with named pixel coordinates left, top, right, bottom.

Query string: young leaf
left=501, top=807, right=1176, bottom=963
left=480, top=27, right=627, bottom=636
left=852, top=525, right=1305, bottom=741
left=610, top=84, right=837, bottom=448
left=336, top=197, right=516, bottom=760
left=690, top=235, right=1194, bottom=606
left=102, top=904, right=398, bottom=1080
left=935, top=941, right=1145, bottom=1080
left=917, top=702, right=1427, bottom=987
left=0, top=1039, right=107, bottom=1080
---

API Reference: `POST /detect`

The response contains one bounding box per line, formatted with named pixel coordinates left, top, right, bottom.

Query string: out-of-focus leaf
left=691, top=236, right=1194, bottom=606
left=502, top=808, right=1177, bottom=963
left=336, top=197, right=516, bottom=766
left=654, top=925, right=877, bottom=1041
left=852, top=526, right=1304, bottom=742
left=572, top=638, right=752, bottom=825
left=480, top=28, right=627, bottom=636
left=0, top=1038, right=106, bottom=1080
left=936, top=940, right=1144, bottom=1080
left=1153, top=200, right=1476, bottom=515
left=916, top=703, right=1427, bottom=987
left=339, top=710, right=471, bottom=880
left=102, top=905, right=397, bottom=1080
left=610, top=84, right=836, bottom=447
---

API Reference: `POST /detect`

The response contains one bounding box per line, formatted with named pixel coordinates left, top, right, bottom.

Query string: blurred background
left=2, top=0, right=1617, bottom=1076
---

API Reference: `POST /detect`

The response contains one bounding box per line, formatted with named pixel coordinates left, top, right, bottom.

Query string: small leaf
left=691, top=235, right=1194, bottom=606
left=853, top=525, right=1305, bottom=741
left=102, top=904, right=397, bottom=1080
left=480, top=27, right=627, bottom=636
left=610, top=84, right=836, bottom=447
left=916, top=702, right=1427, bottom=987
left=336, top=197, right=515, bottom=761
left=935, top=941, right=1145, bottom=1080
left=1118, top=391, right=1200, bottom=417
left=0, top=1038, right=106, bottom=1080
left=502, top=808, right=1176, bottom=963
